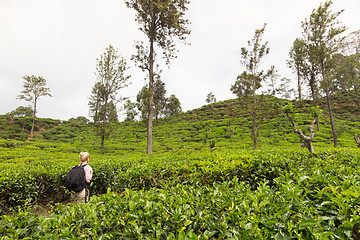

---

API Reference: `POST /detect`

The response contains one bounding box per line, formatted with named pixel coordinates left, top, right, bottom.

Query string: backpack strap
left=80, top=164, right=89, bottom=189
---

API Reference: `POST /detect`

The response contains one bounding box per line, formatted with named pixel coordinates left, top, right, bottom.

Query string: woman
left=70, top=152, right=93, bottom=203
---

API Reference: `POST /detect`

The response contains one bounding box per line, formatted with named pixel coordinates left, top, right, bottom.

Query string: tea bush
left=1, top=173, right=359, bottom=239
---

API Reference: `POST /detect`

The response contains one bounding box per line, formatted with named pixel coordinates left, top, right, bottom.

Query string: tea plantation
left=1, top=95, right=360, bottom=239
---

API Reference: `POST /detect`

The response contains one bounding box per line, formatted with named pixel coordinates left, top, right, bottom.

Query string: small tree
left=206, top=92, right=216, bottom=104
left=165, top=94, right=182, bottom=116
left=68, top=116, right=89, bottom=125
left=89, top=45, right=130, bottom=150
left=17, top=75, right=52, bottom=137
left=153, top=76, right=167, bottom=122
left=283, top=103, right=321, bottom=153
left=137, top=77, right=167, bottom=123
left=7, top=106, right=34, bottom=130
left=136, top=86, right=150, bottom=122
left=231, top=23, right=273, bottom=150
left=123, top=100, right=138, bottom=122
left=7, top=106, right=33, bottom=118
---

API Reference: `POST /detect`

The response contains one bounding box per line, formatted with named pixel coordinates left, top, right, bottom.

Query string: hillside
left=2, top=93, right=360, bottom=238
left=1, top=92, right=360, bottom=152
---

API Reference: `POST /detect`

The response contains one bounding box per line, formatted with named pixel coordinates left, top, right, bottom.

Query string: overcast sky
left=1, top=0, right=359, bottom=120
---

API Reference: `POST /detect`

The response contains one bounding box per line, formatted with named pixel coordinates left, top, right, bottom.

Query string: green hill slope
left=1, top=92, right=360, bottom=152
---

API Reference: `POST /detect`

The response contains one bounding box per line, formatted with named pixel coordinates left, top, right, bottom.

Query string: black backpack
left=65, top=164, right=87, bottom=192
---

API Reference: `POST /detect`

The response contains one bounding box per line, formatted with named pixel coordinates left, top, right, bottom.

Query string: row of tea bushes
left=1, top=144, right=360, bottom=216
left=1, top=175, right=359, bottom=239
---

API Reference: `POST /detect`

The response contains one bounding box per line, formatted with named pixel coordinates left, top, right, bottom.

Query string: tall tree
left=301, top=0, right=347, bottom=147
left=342, top=31, right=360, bottom=107
left=89, top=45, right=130, bottom=150
left=288, top=38, right=322, bottom=108
left=125, top=0, right=190, bottom=154
left=17, top=75, right=52, bottom=137
left=231, top=23, right=273, bottom=150
left=288, top=38, right=308, bottom=102
left=288, top=38, right=322, bottom=131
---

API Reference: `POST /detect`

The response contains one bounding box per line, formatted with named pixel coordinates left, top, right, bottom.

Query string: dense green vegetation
left=1, top=92, right=360, bottom=238
left=1, top=144, right=360, bottom=238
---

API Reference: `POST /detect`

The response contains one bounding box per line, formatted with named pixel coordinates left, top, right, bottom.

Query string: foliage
left=67, top=116, right=89, bottom=125
left=7, top=106, right=33, bottom=118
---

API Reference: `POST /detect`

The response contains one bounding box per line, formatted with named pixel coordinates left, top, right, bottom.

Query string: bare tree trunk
left=323, top=68, right=338, bottom=147
left=354, top=134, right=360, bottom=148
left=313, top=98, right=320, bottom=132
left=227, top=125, right=236, bottom=139
left=101, top=99, right=108, bottom=151
left=309, top=73, right=320, bottom=131
left=252, top=121, right=258, bottom=150
left=286, top=113, right=316, bottom=153
left=326, top=89, right=338, bottom=147
left=252, top=80, right=258, bottom=150
left=297, top=69, right=302, bottom=102
left=316, top=116, right=320, bottom=132
left=31, top=98, right=37, bottom=137
left=147, top=35, right=155, bottom=155
left=353, top=79, right=360, bottom=108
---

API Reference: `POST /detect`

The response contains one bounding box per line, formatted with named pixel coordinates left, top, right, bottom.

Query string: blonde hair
left=79, top=152, right=90, bottom=162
